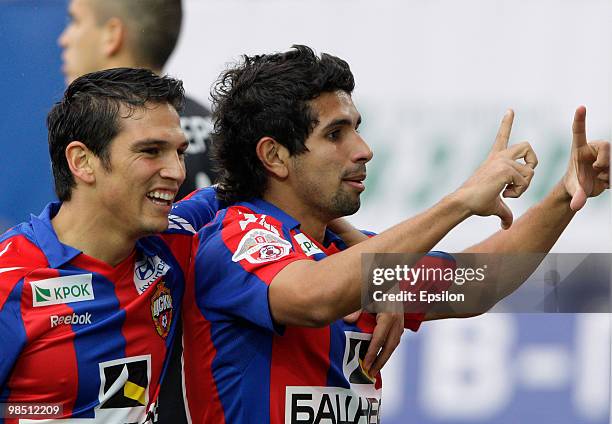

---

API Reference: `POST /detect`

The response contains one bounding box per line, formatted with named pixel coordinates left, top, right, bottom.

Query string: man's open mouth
left=146, top=190, right=175, bottom=206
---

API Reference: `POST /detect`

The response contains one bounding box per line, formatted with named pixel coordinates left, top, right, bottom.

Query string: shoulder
left=0, top=230, right=48, bottom=308
left=203, top=205, right=287, bottom=241
left=196, top=205, right=291, bottom=260
left=139, top=232, right=194, bottom=276
left=169, top=186, right=226, bottom=234
left=0, top=225, right=47, bottom=271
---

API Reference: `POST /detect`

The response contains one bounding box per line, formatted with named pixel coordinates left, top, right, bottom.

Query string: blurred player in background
left=0, top=68, right=191, bottom=423
left=58, top=0, right=216, bottom=197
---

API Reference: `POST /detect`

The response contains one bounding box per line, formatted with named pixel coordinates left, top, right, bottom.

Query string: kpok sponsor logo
left=294, top=233, right=323, bottom=257
left=31, top=274, right=94, bottom=307
left=134, top=255, right=170, bottom=295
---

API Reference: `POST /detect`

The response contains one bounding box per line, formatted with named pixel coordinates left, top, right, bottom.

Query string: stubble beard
left=329, top=187, right=361, bottom=218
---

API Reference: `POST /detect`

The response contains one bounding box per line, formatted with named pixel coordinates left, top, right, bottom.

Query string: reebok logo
left=31, top=274, right=94, bottom=307
left=50, top=312, right=92, bottom=328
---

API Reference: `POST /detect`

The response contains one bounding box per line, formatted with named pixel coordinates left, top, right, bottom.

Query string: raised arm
left=269, top=110, right=538, bottom=326
left=430, top=106, right=610, bottom=318
left=466, top=106, right=609, bottom=254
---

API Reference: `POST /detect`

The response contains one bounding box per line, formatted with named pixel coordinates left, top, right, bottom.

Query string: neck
left=263, top=190, right=329, bottom=244
left=107, top=55, right=162, bottom=75
left=52, top=198, right=136, bottom=267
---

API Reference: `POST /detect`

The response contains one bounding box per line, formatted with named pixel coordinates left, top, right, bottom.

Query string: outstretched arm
left=269, top=110, right=537, bottom=326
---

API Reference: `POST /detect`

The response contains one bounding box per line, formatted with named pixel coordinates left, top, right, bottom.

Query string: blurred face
left=58, top=0, right=107, bottom=84
left=289, top=90, right=373, bottom=221
left=93, top=103, right=188, bottom=238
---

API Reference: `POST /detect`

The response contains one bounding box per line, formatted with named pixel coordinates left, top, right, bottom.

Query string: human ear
left=256, top=137, right=289, bottom=179
left=102, top=17, right=125, bottom=57
left=65, top=141, right=96, bottom=184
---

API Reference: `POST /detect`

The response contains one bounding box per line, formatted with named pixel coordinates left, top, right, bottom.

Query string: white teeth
left=147, top=191, right=174, bottom=201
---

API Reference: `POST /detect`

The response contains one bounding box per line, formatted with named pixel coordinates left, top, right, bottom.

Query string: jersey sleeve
left=403, top=251, right=456, bottom=331
left=168, top=186, right=224, bottom=234
left=0, top=273, right=27, bottom=390
left=192, top=208, right=307, bottom=332
left=360, top=230, right=378, bottom=238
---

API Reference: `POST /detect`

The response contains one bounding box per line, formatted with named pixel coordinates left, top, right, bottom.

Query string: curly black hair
left=47, top=67, right=184, bottom=201
left=211, top=45, right=355, bottom=203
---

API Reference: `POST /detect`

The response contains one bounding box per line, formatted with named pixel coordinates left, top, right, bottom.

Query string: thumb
left=496, top=198, right=513, bottom=230
left=570, top=185, right=587, bottom=211
left=343, top=310, right=362, bottom=324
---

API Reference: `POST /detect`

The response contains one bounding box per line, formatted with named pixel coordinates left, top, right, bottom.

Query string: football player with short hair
left=58, top=0, right=217, bottom=198
left=0, top=68, right=192, bottom=423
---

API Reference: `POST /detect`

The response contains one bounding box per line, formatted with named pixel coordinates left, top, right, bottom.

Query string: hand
left=455, top=109, right=538, bottom=229
left=343, top=310, right=362, bottom=323
left=342, top=311, right=404, bottom=376
left=328, top=218, right=369, bottom=247
left=563, top=106, right=610, bottom=211
left=363, top=313, right=404, bottom=377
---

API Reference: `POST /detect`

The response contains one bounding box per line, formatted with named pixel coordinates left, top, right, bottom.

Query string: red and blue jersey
left=179, top=197, right=455, bottom=424
left=0, top=202, right=192, bottom=423
left=168, top=186, right=225, bottom=235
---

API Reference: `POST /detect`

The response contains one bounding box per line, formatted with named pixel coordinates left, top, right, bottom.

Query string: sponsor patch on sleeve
left=293, top=233, right=324, bottom=257
left=232, top=228, right=292, bottom=264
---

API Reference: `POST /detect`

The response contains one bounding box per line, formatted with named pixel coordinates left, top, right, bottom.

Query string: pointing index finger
left=572, top=106, right=587, bottom=149
left=491, top=109, right=514, bottom=153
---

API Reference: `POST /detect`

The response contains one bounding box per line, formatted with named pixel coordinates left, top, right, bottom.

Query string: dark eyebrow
left=320, top=115, right=362, bottom=132
left=131, top=138, right=188, bottom=151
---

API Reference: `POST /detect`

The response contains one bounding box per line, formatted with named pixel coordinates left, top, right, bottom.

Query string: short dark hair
left=93, top=0, right=183, bottom=70
left=47, top=67, right=184, bottom=201
left=212, top=45, right=355, bottom=203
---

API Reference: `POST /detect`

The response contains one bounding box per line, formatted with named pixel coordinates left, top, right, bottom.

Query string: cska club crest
left=232, top=228, right=292, bottom=264
left=150, top=282, right=173, bottom=339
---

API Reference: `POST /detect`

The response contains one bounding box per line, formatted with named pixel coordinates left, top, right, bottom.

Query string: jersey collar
left=239, top=198, right=344, bottom=249
left=240, top=198, right=301, bottom=230
left=30, top=202, right=82, bottom=268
